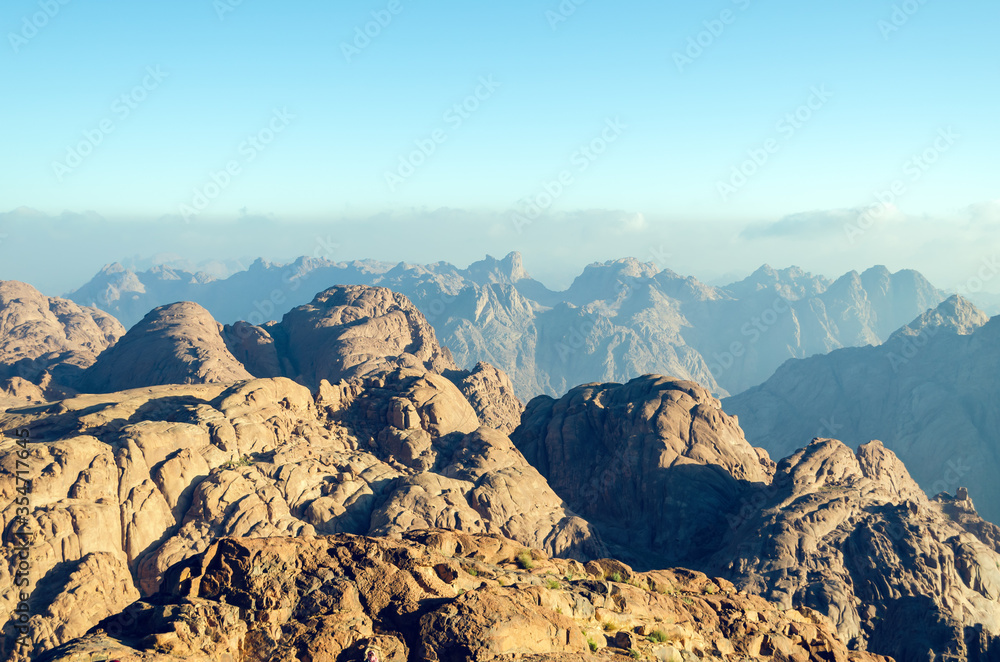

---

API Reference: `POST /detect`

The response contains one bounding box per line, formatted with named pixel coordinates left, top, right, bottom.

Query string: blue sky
left=1, top=0, right=998, bottom=293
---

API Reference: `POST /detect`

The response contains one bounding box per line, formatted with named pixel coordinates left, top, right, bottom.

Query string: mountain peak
left=891, top=294, right=989, bottom=339
left=465, top=251, right=530, bottom=285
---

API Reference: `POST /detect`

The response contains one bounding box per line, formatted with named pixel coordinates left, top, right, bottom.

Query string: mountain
left=67, top=255, right=948, bottom=400
left=0, top=280, right=125, bottom=405
left=513, top=375, right=1000, bottom=660
left=723, top=295, right=1000, bottom=521
left=2, top=282, right=999, bottom=660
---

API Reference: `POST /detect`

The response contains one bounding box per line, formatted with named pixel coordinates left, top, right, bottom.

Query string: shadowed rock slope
left=512, top=375, right=1000, bottom=661
left=724, top=295, right=1000, bottom=522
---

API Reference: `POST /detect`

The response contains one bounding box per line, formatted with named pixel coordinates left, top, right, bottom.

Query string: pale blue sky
left=1, top=0, right=998, bottom=293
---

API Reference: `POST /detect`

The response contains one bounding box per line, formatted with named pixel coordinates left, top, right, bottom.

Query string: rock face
left=68, top=286, right=522, bottom=442
left=39, top=531, right=889, bottom=662
left=275, top=285, right=458, bottom=386
left=724, top=296, right=1000, bottom=522
left=0, top=280, right=125, bottom=403
left=79, top=302, right=253, bottom=392
left=512, top=375, right=1000, bottom=661
left=0, top=371, right=594, bottom=660
left=514, top=376, right=774, bottom=566
left=67, top=255, right=948, bottom=398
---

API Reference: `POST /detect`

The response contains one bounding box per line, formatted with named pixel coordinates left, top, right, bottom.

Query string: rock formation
left=512, top=375, right=1000, bottom=661
left=0, top=280, right=125, bottom=404
left=0, top=371, right=592, bottom=659
left=78, top=301, right=253, bottom=392
left=39, top=531, right=889, bottom=662
left=724, top=295, right=1000, bottom=522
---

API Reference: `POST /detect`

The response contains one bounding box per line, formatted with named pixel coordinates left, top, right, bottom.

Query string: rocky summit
left=0, top=280, right=997, bottom=662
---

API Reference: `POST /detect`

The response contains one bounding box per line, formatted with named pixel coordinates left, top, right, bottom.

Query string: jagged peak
left=891, top=294, right=989, bottom=339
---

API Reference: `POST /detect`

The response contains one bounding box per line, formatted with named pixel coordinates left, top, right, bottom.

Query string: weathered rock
left=36, top=532, right=890, bottom=662
left=79, top=302, right=253, bottom=392
left=0, top=371, right=600, bottom=658
left=0, top=280, right=125, bottom=403
left=514, top=374, right=1000, bottom=661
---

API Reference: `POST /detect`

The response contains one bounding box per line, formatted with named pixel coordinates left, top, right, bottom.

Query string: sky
left=1, top=0, right=998, bottom=295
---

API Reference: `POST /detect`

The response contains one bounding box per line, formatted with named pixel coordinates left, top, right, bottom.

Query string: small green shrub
left=602, top=620, right=617, bottom=632
left=610, top=571, right=623, bottom=583
left=516, top=550, right=534, bottom=570
left=629, top=649, right=641, bottom=660
left=648, top=629, right=669, bottom=643
left=588, top=638, right=598, bottom=652
left=466, top=567, right=479, bottom=577
left=545, top=578, right=560, bottom=590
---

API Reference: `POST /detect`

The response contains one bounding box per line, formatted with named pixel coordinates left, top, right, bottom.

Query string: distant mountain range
left=67, top=253, right=948, bottom=399
left=725, top=294, right=1000, bottom=522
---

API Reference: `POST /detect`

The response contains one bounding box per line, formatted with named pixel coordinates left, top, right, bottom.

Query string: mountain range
left=1, top=278, right=999, bottom=661
left=67, top=253, right=948, bottom=399
left=726, top=294, right=1000, bottom=523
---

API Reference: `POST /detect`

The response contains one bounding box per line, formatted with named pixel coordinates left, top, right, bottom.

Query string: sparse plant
left=588, top=638, right=598, bottom=652
left=648, top=629, right=669, bottom=643
left=610, top=571, right=623, bottom=583
left=683, top=597, right=693, bottom=605
left=602, top=620, right=617, bottom=632
left=466, top=567, right=479, bottom=577
left=516, top=550, right=534, bottom=570
left=545, top=578, right=560, bottom=590
left=629, top=649, right=640, bottom=659
left=556, top=607, right=563, bottom=614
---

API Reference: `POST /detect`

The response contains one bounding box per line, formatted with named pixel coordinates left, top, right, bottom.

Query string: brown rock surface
left=0, top=280, right=125, bottom=402
left=276, top=285, right=458, bottom=386
left=0, top=370, right=599, bottom=659
left=37, top=531, right=890, bottom=662
left=513, top=375, right=1000, bottom=661
left=79, top=302, right=253, bottom=392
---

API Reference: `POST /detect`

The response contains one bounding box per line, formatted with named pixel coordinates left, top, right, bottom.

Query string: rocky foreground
left=1, top=280, right=999, bottom=661
left=40, top=530, right=889, bottom=662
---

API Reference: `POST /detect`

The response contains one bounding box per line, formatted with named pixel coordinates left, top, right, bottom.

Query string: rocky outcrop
left=724, top=296, right=1000, bottom=522
left=39, top=531, right=890, bottom=662
left=0, top=280, right=125, bottom=403
left=0, top=370, right=595, bottom=659
left=275, top=285, right=458, bottom=386
left=513, top=375, right=1000, bottom=661
left=446, top=361, right=524, bottom=435
left=79, top=302, right=253, bottom=392
left=514, top=376, right=773, bottom=566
